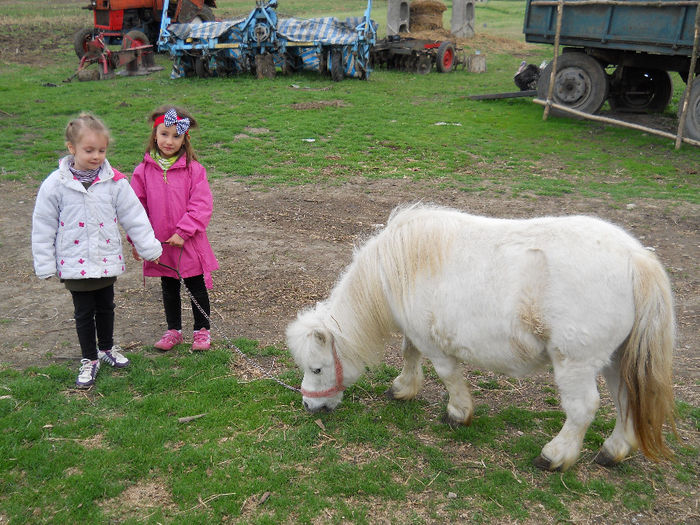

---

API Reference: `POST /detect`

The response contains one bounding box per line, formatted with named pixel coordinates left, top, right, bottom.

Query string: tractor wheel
left=416, top=54, right=432, bottom=74
left=609, top=67, right=673, bottom=113
left=73, top=28, right=95, bottom=59
left=195, top=56, right=211, bottom=78
left=436, top=41, right=455, bottom=73
left=678, top=77, right=700, bottom=141
left=536, top=51, right=608, bottom=116
left=330, top=49, right=344, bottom=82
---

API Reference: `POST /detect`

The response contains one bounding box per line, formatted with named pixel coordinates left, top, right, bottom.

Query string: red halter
left=300, top=338, right=346, bottom=399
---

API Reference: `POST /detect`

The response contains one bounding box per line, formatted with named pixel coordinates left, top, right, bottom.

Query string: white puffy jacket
left=32, top=156, right=162, bottom=280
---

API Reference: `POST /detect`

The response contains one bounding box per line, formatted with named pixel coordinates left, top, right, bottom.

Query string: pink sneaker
left=192, top=328, right=211, bottom=351
left=154, top=329, right=183, bottom=351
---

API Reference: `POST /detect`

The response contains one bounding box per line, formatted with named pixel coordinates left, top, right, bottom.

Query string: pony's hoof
left=533, top=455, right=564, bottom=472
left=594, top=449, right=619, bottom=467
left=385, top=388, right=397, bottom=400
left=442, top=412, right=472, bottom=428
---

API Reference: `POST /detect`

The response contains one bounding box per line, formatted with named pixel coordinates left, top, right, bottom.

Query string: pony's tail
left=620, top=251, right=677, bottom=461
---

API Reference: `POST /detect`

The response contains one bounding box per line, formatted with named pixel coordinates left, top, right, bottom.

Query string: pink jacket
left=131, top=153, right=218, bottom=288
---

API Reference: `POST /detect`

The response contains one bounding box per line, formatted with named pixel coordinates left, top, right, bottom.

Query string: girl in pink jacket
left=130, top=105, right=219, bottom=351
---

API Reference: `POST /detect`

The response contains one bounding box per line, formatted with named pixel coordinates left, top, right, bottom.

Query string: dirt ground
left=2, top=178, right=698, bottom=402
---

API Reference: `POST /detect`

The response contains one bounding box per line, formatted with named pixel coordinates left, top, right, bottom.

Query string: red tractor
left=73, top=0, right=216, bottom=58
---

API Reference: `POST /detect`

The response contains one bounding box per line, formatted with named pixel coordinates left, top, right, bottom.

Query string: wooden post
left=543, top=0, right=565, bottom=120
left=675, top=5, right=700, bottom=149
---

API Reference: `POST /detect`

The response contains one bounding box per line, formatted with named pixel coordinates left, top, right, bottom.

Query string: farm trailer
left=370, top=35, right=464, bottom=74
left=156, top=0, right=377, bottom=81
left=524, top=0, right=700, bottom=140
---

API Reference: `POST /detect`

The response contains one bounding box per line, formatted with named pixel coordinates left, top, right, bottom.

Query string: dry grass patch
left=99, top=479, right=178, bottom=521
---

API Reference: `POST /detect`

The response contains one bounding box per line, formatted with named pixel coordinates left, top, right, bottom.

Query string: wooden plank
left=468, top=90, right=537, bottom=100
left=532, top=98, right=700, bottom=147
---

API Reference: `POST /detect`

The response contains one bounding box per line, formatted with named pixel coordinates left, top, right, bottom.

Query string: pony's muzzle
left=303, top=399, right=333, bottom=413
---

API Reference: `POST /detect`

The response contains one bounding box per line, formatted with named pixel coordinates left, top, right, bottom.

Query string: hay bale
left=410, top=0, right=447, bottom=32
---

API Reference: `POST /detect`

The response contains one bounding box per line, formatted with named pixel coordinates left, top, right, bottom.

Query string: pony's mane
left=325, top=203, right=461, bottom=368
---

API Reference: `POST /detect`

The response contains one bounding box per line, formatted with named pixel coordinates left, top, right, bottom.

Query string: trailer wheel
left=73, top=28, right=95, bottom=59
left=330, top=49, right=344, bottom=82
left=537, top=52, right=608, bottom=116
left=195, top=57, right=211, bottom=78
left=678, top=77, right=700, bottom=141
left=609, top=67, right=673, bottom=113
left=436, top=42, right=455, bottom=73
left=122, top=30, right=149, bottom=50
left=121, top=30, right=154, bottom=69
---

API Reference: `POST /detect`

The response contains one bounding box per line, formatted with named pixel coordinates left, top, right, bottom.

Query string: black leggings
left=70, top=285, right=115, bottom=361
left=161, top=275, right=210, bottom=331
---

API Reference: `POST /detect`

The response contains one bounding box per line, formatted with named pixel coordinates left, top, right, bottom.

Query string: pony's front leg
left=535, top=361, right=600, bottom=471
left=429, top=354, right=473, bottom=426
left=387, top=337, right=424, bottom=400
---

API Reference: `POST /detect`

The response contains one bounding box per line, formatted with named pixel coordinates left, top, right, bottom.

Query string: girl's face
left=155, top=123, right=186, bottom=157
left=67, top=130, right=108, bottom=171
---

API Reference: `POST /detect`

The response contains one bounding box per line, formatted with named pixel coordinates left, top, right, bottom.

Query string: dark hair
left=146, top=105, right=198, bottom=164
left=65, top=112, right=111, bottom=147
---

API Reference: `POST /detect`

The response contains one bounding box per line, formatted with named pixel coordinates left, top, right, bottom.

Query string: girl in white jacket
left=32, top=113, right=162, bottom=388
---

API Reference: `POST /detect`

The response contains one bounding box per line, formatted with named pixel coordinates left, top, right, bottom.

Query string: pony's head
left=286, top=305, right=361, bottom=413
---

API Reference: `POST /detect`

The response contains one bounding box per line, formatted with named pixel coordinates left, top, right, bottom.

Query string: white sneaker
left=76, top=359, right=100, bottom=389
left=98, top=346, right=130, bottom=368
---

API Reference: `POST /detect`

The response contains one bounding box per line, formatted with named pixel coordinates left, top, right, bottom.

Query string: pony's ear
left=313, top=328, right=328, bottom=346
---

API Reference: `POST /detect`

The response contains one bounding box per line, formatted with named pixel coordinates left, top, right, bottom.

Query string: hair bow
left=160, top=108, right=190, bottom=136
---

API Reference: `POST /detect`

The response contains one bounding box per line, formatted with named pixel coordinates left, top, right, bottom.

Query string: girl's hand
left=166, top=233, right=185, bottom=247
left=131, top=246, right=142, bottom=261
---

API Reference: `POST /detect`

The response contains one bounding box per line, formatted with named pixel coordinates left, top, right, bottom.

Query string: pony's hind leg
left=536, top=360, right=600, bottom=471
left=595, top=352, right=638, bottom=466
left=387, top=337, right=424, bottom=400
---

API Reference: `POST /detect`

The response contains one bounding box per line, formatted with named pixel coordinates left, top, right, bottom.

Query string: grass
left=0, top=0, right=698, bottom=523
left=0, top=3, right=698, bottom=203
left=1, top=345, right=696, bottom=524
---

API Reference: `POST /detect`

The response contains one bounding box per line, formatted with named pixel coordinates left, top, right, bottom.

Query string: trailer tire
left=330, top=49, right=344, bottom=82
left=609, top=67, right=673, bottom=113
left=436, top=42, right=455, bottom=73
left=195, top=57, right=211, bottom=78
left=678, top=78, right=700, bottom=141
left=537, top=52, right=608, bottom=116
left=73, top=28, right=95, bottom=59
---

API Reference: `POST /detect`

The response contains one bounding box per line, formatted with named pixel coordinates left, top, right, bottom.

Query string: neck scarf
left=151, top=150, right=179, bottom=183
left=68, top=156, right=101, bottom=184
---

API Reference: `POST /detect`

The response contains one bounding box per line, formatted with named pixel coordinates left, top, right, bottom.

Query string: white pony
left=286, top=204, right=676, bottom=471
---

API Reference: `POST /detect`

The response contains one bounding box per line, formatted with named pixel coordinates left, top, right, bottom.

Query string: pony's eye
left=312, top=368, right=322, bottom=375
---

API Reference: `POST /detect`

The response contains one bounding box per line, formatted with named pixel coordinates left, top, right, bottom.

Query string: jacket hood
left=57, top=155, right=117, bottom=183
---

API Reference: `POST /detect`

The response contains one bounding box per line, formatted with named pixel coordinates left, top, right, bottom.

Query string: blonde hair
left=146, top=104, right=198, bottom=164
left=65, top=112, right=111, bottom=148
